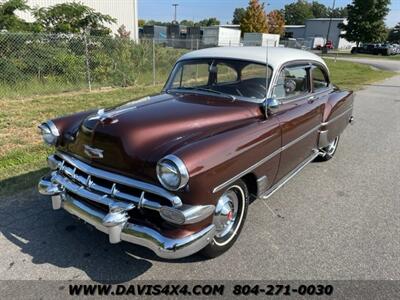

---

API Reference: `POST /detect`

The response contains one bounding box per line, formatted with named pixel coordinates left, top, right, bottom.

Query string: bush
left=0, top=32, right=191, bottom=99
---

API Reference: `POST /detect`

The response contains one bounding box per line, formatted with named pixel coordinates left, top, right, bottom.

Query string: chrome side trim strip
left=281, top=123, right=321, bottom=151
left=212, top=124, right=321, bottom=194
left=260, top=150, right=319, bottom=200
left=56, top=152, right=182, bottom=207
left=212, top=147, right=282, bottom=193
left=321, top=106, right=353, bottom=126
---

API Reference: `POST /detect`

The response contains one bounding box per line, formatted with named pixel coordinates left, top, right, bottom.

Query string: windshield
left=164, top=58, right=273, bottom=102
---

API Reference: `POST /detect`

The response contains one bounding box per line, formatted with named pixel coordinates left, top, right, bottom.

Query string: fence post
left=152, top=38, right=156, bottom=86
left=83, top=32, right=92, bottom=92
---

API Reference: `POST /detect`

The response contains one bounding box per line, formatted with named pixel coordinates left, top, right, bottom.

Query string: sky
left=138, top=0, right=400, bottom=27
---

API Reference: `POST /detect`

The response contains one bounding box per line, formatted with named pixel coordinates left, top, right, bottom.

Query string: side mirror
left=266, top=97, right=281, bottom=110
left=262, top=97, right=281, bottom=119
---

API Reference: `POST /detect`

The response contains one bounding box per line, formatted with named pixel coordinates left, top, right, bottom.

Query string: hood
left=64, top=93, right=262, bottom=181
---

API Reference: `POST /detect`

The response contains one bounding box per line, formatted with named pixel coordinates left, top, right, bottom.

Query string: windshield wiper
left=167, top=87, right=236, bottom=101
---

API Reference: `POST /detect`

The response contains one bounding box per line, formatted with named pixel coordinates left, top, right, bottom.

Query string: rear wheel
left=201, top=179, right=249, bottom=258
left=315, top=136, right=340, bottom=162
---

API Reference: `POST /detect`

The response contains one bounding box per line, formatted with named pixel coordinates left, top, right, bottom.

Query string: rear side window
left=241, top=63, right=268, bottom=81
left=216, top=64, right=238, bottom=83
left=312, top=66, right=329, bottom=91
left=274, top=66, right=309, bottom=100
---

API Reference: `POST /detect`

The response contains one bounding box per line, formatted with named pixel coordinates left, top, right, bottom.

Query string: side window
left=216, top=64, right=237, bottom=83
left=274, top=66, right=309, bottom=100
left=175, top=63, right=209, bottom=88
left=312, top=66, right=329, bottom=91
left=241, top=64, right=268, bottom=81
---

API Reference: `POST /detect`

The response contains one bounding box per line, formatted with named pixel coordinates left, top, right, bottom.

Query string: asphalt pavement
left=0, top=74, right=399, bottom=282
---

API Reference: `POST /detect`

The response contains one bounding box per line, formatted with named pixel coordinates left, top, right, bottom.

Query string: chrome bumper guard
left=38, top=176, right=216, bottom=259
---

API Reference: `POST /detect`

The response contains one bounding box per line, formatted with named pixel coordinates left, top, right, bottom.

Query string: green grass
left=0, top=84, right=161, bottom=196
left=0, top=60, right=396, bottom=197
left=323, top=52, right=400, bottom=61
left=326, top=59, right=396, bottom=90
left=324, top=60, right=395, bottom=91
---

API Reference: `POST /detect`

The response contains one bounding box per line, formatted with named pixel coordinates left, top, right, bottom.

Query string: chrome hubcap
left=214, top=189, right=239, bottom=238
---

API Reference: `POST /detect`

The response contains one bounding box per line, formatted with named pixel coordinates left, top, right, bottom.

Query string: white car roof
left=178, top=46, right=328, bottom=71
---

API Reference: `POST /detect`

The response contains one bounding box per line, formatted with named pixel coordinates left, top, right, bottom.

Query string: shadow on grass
left=0, top=168, right=205, bottom=283
left=0, top=168, right=50, bottom=198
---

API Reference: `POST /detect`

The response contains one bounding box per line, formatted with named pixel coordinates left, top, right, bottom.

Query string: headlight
left=38, top=121, right=60, bottom=145
left=156, top=155, right=189, bottom=191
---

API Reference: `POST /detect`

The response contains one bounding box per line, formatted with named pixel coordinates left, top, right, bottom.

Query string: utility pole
left=324, top=0, right=336, bottom=53
left=172, top=4, right=179, bottom=24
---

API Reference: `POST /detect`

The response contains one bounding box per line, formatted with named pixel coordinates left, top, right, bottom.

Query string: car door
left=272, top=63, right=324, bottom=182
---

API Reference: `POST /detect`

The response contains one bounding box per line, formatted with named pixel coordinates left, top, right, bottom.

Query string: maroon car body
left=38, top=47, right=354, bottom=259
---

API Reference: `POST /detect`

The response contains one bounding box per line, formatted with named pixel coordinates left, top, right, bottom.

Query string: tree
left=388, top=23, right=400, bottom=43
left=267, top=10, right=285, bottom=35
left=311, top=1, right=329, bottom=18
left=283, top=0, right=348, bottom=25
left=138, top=19, right=145, bottom=27
left=283, top=0, right=313, bottom=25
left=116, top=25, right=130, bottom=39
left=240, top=0, right=268, bottom=33
left=145, top=20, right=170, bottom=26
left=232, top=8, right=246, bottom=25
left=330, top=7, right=348, bottom=18
left=339, top=0, right=391, bottom=46
left=0, top=0, right=31, bottom=31
left=180, top=20, right=194, bottom=27
left=33, top=2, right=116, bottom=35
left=197, top=18, right=220, bottom=27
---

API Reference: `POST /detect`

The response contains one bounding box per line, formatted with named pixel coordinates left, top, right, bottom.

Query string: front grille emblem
left=84, top=145, right=104, bottom=159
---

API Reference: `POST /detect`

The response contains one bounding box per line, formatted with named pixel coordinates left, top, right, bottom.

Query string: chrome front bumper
left=38, top=176, right=216, bottom=259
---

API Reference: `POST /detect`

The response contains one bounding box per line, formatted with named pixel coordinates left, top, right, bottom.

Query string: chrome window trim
left=55, top=151, right=182, bottom=207
left=311, top=63, right=330, bottom=92
left=164, top=58, right=274, bottom=104
left=268, top=59, right=320, bottom=99
left=212, top=123, right=321, bottom=194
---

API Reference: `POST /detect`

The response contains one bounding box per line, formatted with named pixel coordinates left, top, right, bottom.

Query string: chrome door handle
left=308, top=96, right=317, bottom=103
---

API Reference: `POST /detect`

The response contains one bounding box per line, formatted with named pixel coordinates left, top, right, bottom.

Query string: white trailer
left=243, top=33, right=280, bottom=47
left=202, top=26, right=241, bottom=47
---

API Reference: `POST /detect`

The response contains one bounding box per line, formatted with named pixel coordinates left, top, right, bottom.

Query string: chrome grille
left=48, top=152, right=182, bottom=212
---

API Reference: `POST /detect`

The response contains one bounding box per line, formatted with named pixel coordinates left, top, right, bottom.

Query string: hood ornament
left=84, top=145, right=104, bottom=159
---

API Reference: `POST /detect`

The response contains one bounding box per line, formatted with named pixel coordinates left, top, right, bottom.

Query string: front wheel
left=201, top=179, right=249, bottom=258
left=315, top=136, right=340, bottom=162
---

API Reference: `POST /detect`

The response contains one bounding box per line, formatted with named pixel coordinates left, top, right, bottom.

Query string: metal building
left=284, top=18, right=355, bottom=49
left=15, top=0, right=139, bottom=41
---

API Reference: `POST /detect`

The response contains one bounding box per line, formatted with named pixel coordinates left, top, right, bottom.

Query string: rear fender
left=319, top=90, right=354, bottom=148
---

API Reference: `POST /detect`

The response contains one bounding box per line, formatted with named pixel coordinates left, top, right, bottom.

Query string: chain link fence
left=0, top=32, right=319, bottom=100
left=0, top=33, right=193, bottom=99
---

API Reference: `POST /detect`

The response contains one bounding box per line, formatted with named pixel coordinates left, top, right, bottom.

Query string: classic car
left=38, top=47, right=354, bottom=259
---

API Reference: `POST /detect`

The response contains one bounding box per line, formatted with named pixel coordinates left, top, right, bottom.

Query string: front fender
left=174, top=119, right=281, bottom=206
